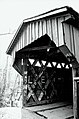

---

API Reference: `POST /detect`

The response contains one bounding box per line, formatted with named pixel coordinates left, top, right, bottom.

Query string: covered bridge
left=6, top=6, right=79, bottom=118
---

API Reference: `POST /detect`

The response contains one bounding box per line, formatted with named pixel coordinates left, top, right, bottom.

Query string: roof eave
left=23, top=6, right=68, bottom=23
left=6, top=21, right=26, bottom=55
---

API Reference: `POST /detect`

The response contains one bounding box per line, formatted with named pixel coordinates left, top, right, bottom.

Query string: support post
left=73, top=68, right=79, bottom=119
left=22, top=58, right=28, bottom=107
left=74, top=78, right=78, bottom=119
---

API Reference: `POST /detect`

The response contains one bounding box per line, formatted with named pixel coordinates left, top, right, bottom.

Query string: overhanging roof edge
left=23, top=6, right=68, bottom=23
left=6, top=21, right=25, bottom=55
left=59, top=45, right=79, bottom=69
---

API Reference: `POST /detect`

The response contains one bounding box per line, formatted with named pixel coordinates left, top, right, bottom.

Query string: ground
left=0, top=107, right=45, bottom=119
left=0, top=102, right=73, bottom=119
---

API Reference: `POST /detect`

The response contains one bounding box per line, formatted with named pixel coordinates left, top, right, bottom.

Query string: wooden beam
left=19, top=46, right=56, bottom=52
left=72, top=68, right=78, bottom=119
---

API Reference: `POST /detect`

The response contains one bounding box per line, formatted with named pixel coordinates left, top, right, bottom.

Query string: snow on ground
left=0, top=107, right=21, bottom=119
left=0, top=107, right=45, bottom=119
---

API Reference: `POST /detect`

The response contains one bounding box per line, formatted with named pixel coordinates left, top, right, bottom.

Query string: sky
left=0, top=0, right=79, bottom=67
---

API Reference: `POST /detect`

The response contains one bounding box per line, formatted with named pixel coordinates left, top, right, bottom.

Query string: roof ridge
left=23, top=6, right=69, bottom=22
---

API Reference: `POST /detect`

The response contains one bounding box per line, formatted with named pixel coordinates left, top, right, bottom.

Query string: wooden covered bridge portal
left=13, top=34, right=78, bottom=107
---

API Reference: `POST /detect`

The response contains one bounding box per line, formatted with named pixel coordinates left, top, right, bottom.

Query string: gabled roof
left=17, top=34, right=56, bottom=52
left=6, top=6, right=79, bottom=55
left=14, top=34, right=69, bottom=63
left=13, top=34, right=79, bottom=75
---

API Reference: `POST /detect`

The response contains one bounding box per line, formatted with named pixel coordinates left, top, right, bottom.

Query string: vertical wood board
left=11, top=14, right=75, bottom=60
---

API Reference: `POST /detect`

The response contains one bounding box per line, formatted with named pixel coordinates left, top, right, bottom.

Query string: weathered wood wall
left=11, top=12, right=79, bottom=64
left=11, top=14, right=71, bottom=59
left=63, top=23, right=79, bottom=62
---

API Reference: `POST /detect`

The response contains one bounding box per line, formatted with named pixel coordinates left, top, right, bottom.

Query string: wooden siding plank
left=50, top=19, right=53, bottom=40
left=32, top=22, right=35, bottom=42
left=56, top=18, right=59, bottom=46
left=18, top=39, right=21, bottom=51
left=20, top=36, right=22, bottom=49
left=51, top=18, right=58, bottom=46
left=42, top=20, right=47, bottom=35
left=73, top=27, right=79, bottom=62
left=47, top=19, right=52, bottom=39
left=27, top=24, right=30, bottom=44
left=38, top=21, right=40, bottom=38
left=21, top=34, right=24, bottom=48
left=20, top=35, right=23, bottom=49
left=15, top=40, right=18, bottom=52
left=29, top=23, right=32, bottom=43
left=39, top=21, right=42, bottom=38
left=62, top=21, right=65, bottom=44
left=49, top=19, right=52, bottom=40
left=22, top=29, right=25, bottom=48
left=57, top=17, right=64, bottom=46
left=24, top=27, right=27, bottom=46
left=31, top=23, right=33, bottom=41
left=70, top=26, right=75, bottom=55
left=69, top=25, right=73, bottom=53
left=36, top=21, right=39, bottom=39
left=46, top=19, right=47, bottom=34
left=72, top=27, right=76, bottom=56
left=63, top=23, right=71, bottom=50
left=34, top=22, right=36, bottom=40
